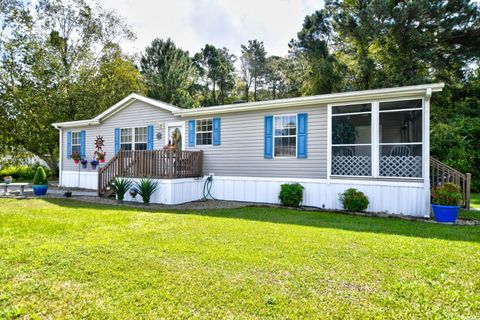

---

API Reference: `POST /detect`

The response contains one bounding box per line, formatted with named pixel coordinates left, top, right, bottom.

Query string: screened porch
left=330, top=99, right=424, bottom=179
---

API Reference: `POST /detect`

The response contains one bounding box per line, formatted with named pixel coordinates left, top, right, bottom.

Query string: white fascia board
left=52, top=119, right=100, bottom=129
left=173, top=83, right=445, bottom=117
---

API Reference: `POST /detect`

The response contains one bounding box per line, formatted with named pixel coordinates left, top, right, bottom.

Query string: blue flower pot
left=432, top=204, right=459, bottom=223
left=33, top=184, right=48, bottom=196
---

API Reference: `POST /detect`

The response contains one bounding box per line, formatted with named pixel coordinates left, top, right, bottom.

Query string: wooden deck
left=98, top=149, right=203, bottom=196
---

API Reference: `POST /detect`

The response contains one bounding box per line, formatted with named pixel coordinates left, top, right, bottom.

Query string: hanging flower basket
left=90, top=159, right=99, bottom=170
left=81, top=159, right=88, bottom=169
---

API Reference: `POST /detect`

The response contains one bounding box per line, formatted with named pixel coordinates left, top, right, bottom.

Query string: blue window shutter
left=66, top=131, right=72, bottom=158
left=80, top=130, right=86, bottom=159
left=297, top=113, right=308, bottom=158
left=114, top=128, right=120, bottom=154
left=212, top=117, right=221, bottom=145
left=188, top=120, right=195, bottom=147
left=264, top=116, right=273, bottom=159
left=147, top=125, right=154, bottom=150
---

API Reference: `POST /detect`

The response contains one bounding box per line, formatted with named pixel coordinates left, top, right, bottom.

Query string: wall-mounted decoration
left=94, top=135, right=106, bottom=163
left=156, top=132, right=163, bottom=140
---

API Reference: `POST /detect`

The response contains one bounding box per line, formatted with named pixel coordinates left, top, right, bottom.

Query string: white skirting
left=208, top=176, right=429, bottom=217
left=123, top=178, right=204, bottom=205
left=61, top=171, right=98, bottom=190
left=59, top=171, right=429, bottom=216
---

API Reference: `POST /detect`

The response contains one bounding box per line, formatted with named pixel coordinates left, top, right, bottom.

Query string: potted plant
left=95, top=150, right=106, bottom=163
left=3, top=176, right=13, bottom=184
left=32, top=167, right=48, bottom=196
left=431, top=183, right=463, bottom=223
left=81, top=159, right=88, bottom=169
left=90, top=159, right=99, bottom=170
left=71, top=152, right=81, bottom=164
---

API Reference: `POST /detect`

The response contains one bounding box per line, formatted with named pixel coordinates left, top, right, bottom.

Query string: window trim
left=327, top=97, right=425, bottom=181
left=195, top=118, right=213, bottom=146
left=70, top=131, right=81, bottom=156
left=273, top=114, right=298, bottom=158
left=119, top=126, right=148, bottom=151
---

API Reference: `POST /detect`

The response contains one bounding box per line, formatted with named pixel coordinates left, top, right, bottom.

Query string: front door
left=165, top=122, right=185, bottom=150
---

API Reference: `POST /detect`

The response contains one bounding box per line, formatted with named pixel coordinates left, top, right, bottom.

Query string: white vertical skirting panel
left=208, top=176, right=429, bottom=217
left=60, top=172, right=428, bottom=216
left=61, top=171, right=98, bottom=190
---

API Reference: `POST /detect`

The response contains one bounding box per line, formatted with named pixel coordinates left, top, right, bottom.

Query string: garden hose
left=202, top=175, right=217, bottom=201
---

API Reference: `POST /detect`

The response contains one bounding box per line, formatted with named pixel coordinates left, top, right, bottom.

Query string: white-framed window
left=274, top=114, right=297, bottom=157
left=331, top=103, right=372, bottom=176
left=329, top=99, right=424, bottom=179
left=120, top=127, right=147, bottom=151
left=71, top=131, right=81, bottom=155
left=196, top=119, right=212, bottom=145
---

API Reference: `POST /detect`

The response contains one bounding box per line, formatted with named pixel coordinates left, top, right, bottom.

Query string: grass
left=459, top=193, right=480, bottom=220
left=0, top=198, right=479, bottom=319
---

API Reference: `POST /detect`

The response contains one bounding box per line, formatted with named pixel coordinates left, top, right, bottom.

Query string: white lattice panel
left=332, top=156, right=371, bottom=176
left=380, top=156, right=422, bottom=177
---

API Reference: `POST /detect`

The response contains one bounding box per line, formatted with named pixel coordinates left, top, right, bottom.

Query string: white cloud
left=99, top=0, right=322, bottom=57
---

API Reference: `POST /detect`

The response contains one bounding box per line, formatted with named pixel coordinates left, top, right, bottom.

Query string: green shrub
left=339, top=188, right=369, bottom=212
left=432, top=183, right=462, bottom=206
left=33, top=167, right=48, bottom=185
left=279, top=183, right=304, bottom=207
left=133, top=178, right=159, bottom=204
left=0, top=164, right=50, bottom=181
left=110, top=178, right=133, bottom=201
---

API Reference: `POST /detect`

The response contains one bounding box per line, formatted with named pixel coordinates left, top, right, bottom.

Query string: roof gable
left=52, top=93, right=181, bottom=128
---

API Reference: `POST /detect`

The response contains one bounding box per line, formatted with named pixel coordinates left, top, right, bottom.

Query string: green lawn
left=459, top=193, right=480, bottom=220
left=0, top=199, right=479, bottom=319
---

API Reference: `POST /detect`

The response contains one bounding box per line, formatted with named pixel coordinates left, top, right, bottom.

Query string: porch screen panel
left=379, top=100, right=423, bottom=178
left=331, top=103, right=372, bottom=176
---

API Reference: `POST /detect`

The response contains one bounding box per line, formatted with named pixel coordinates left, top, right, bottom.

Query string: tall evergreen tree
left=140, top=38, right=197, bottom=108
left=240, top=40, right=267, bottom=101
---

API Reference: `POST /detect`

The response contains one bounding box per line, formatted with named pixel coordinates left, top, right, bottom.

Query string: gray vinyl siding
left=62, top=101, right=179, bottom=171
left=185, top=104, right=328, bottom=179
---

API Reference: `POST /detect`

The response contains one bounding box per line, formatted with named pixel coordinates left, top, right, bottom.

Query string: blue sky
left=100, top=0, right=323, bottom=57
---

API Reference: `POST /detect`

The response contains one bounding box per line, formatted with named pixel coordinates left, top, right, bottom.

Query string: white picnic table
left=0, top=183, right=29, bottom=196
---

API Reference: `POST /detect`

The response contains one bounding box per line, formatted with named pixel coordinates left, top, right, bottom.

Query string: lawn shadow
left=35, top=197, right=480, bottom=244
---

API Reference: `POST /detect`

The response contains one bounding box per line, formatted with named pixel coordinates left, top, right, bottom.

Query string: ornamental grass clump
left=110, top=178, right=133, bottom=202
left=339, top=188, right=369, bottom=212
left=133, top=178, right=159, bottom=204
left=432, top=183, right=462, bottom=206
left=279, top=183, right=304, bottom=207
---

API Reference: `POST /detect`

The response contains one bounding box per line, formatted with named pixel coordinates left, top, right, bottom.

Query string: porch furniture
left=390, top=145, right=410, bottom=157
left=0, top=182, right=29, bottom=196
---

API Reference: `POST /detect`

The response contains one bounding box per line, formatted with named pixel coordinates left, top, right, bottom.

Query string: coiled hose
left=202, top=175, right=216, bottom=201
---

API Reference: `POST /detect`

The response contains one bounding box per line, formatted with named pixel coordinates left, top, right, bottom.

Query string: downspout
left=53, top=125, right=63, bottom=187
left=424, top=88, right=432, bottom=218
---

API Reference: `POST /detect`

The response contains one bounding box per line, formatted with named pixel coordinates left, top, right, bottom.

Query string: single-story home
left=52, top=82, right=470, bottom=217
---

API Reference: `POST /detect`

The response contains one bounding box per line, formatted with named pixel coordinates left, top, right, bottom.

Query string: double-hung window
left=71, top=131, right=81, bottom=155
left=120, top=127, right=147, bottom=151
left=274, top=115, right=297, bottom=157
left=196, top=119, right=212, bottom=145
left=331, top=103, right=372, bottom=176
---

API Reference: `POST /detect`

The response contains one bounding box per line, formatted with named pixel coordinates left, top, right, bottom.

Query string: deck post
left=466, top=173, right=471, bottom=210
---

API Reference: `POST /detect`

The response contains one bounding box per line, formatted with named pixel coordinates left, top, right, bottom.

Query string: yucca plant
left=110, top=178, right=133, bottom=202
left=133, top=178, right=159, bottom=204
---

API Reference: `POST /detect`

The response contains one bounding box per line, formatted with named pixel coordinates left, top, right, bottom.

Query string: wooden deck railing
left=98, top=149, right=203, bottom=196
left=430, top=157, right=471, bottom=209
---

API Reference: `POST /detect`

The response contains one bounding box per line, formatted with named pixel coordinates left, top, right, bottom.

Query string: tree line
left=1, top=0, right=480, bottom=190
